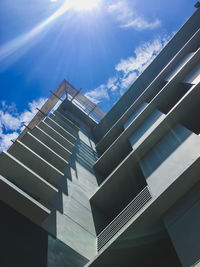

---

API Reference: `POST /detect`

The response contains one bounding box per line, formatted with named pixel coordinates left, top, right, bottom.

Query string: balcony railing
left=97, top=186, right=152, bottom=251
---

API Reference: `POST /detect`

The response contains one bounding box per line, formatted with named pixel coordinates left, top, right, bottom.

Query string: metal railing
left=97, top=186, right=152, bottom=251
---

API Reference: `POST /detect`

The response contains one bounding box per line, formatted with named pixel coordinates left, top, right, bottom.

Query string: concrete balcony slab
left=54, top=110, right=80, bottom=131
left=0, top=151, right=58, bottom=203
left=31, top=126, right=72, bottom=160
left=9, top=140, right=64, bottom=186
left=22, top=132, right=68, bottom=171
left=50, top=113, right=78, bottom=137
left=45, top=116, right=76, bottom=144
left=0, top=175, right=50, bottom=224
left=38, top=120, right=74, bottom=151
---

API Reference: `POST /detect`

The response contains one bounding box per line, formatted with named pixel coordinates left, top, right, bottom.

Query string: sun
left=67, top=0, right=100, bottom=11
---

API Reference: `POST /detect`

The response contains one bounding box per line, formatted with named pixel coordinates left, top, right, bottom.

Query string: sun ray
left=0, top=0, right=100, bottom=65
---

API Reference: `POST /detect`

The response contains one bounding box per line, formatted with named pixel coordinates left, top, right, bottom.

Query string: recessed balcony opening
left=178, top=93, right=200, bottom=134
left=94, top=140, right=133, bottom=181
left=129, top=108, right=165, bottom=151
left=157, top=82, right=192, bottom=115
left=91, top=163, right=147, bottom=235
left=145, top=80, right=168, bottom=103
left=139, top=124, right=192, bottom=180
left=95, top=123, right=125, bottom=156
left=164, top=52, right=195, bottom=82
left=123, top=102, right=148, bottom=130
left=95, top=227, right=181, bottom=266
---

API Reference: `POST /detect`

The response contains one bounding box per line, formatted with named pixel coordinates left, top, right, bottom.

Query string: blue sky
left=0, top=0, right=197, bottom=150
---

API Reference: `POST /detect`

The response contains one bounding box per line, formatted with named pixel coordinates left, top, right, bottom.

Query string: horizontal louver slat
left=97, top=186, right=151, bottom=251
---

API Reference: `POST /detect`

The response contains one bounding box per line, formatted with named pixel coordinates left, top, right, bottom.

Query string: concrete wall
left=164, top=183, right=200, bottom=267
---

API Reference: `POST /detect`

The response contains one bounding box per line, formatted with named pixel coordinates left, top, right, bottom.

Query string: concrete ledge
left=54, top=110, right=80, bottom=131
left=22, top=132, right=68, bottom=171
left=31, top=126, right=72, bottom=160
left=0, top=175, right=50, bottom=224
left=9, top=140, right=64, bottom=186
left=45, top=116, right=76, bottom=144
left=50, top=113, right=78, bottom=137
left=38, top=121, right=74, bottom=151
left=0, top=151, right=58, bottom=203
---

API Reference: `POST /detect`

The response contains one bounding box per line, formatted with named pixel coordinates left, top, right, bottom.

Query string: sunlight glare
left=0, top=0, right=100, bottom=66
left=67, top=0, right=100, bottom=11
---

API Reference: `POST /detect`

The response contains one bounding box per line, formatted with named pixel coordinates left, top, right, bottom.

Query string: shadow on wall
left=73, top=139, right=98, bottom=174
left=0, top=201, right=48, bottom=267
left=42, top=134, right=101, bottom=238
left=66, top=138, right=102, bottom=185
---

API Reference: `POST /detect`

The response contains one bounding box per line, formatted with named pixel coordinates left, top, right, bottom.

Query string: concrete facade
left=0, top=6, right=200, bottom=267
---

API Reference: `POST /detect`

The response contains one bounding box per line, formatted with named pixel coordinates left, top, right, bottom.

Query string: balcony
left=49, top=113, right=79, bottom=137
left=22, top=131, right=68, bottom=171
left=164, top=52, right=194, bottom=81
left=8, top=140, right=64, bottom=186
left=123, top=102, right=148, bottom=129
left=91, top=80, right=200, bottom=238
left=37, top=120, right=74, bottom=151
left=0, top=175, right=50, bottom=224
left=184, top=61, right=200, bottom=84
left=44, top=116, right=76, bottom=144
left=97, top=186, right=152, bottom=251
left=139, top=124, right=200, bottom=198
left=54, top=110, right=80, bottom=132
left=31, top=126, right=72, bottom=160
left=0, top=151, right=58, bottom=204
left=91, top=163, right=147, bottom=234
left=94, top=48, right=200, bottom=180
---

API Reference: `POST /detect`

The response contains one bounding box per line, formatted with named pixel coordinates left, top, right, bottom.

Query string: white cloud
left=116, top=37, right=168, bottom=75
left=0, top=112, right=21, bottom=131
left=85, top=84, right=109, bottom=104
left=1, top=101, right=18, bottom=114
left=85, top=35, right=171, bottom=102
left=107, top=77, right=119, bottom=92
left=19, top=97, right=47, bottom=126
left=116, top=36, right=170, bottom=94
left=120, top=72, right=137, bottom=90
left=0, top=132, right=19, bottom=152
left=0, top=97, right=47, bottom=152
left=123, top=18, right=160, bottom=30
left=108, top=1, right=161, bottom=30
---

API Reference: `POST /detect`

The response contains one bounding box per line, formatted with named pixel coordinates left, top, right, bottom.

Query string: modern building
left=0, top=6, right=200, bottom=267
